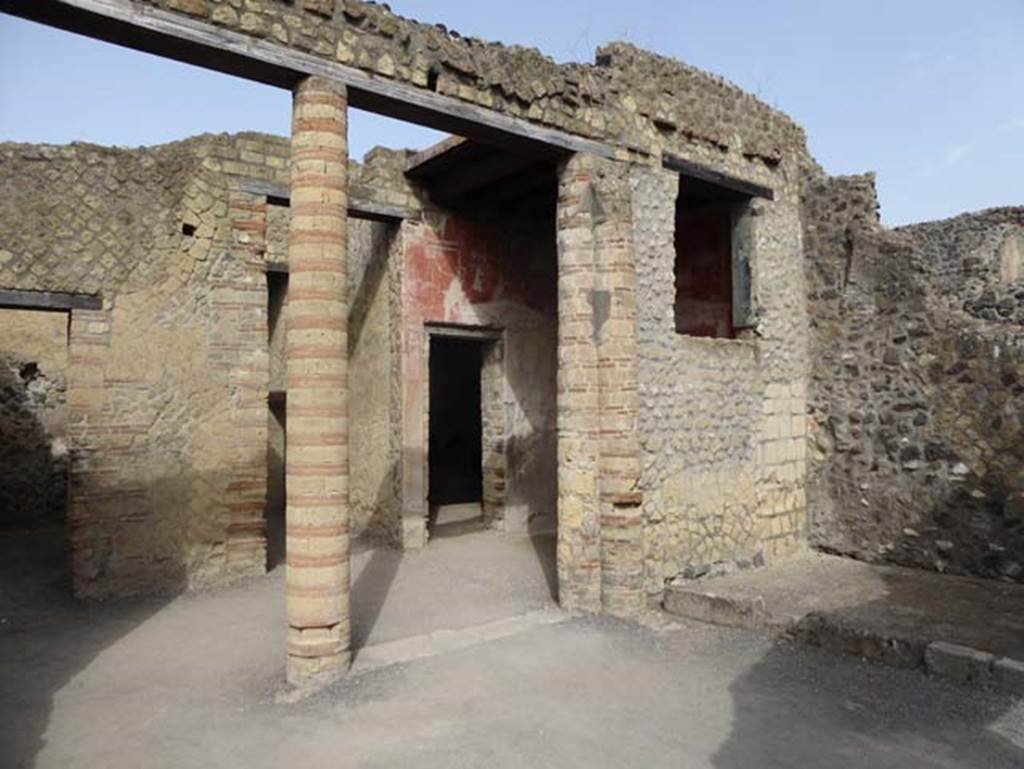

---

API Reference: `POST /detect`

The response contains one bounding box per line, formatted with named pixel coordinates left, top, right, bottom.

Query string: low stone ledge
left=924, top=642, right=995, bottom=687
left=923, top=642, right=1024, bottom=697
left=663, top=565, right=1024, bottom=697
left=790, top=615, right=928, bottom=671
left=662, top=587, right=771, bottom=633
left=993, top=657, right=1024, bottom=697
left=661, top=584, right=807, bottom=638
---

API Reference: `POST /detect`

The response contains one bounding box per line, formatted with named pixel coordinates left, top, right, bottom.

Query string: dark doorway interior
left=429, top=336, right=484, bottom=508
left=674, top=201, right=736, bottom=339
left=265, top=271, right=287, bottom=569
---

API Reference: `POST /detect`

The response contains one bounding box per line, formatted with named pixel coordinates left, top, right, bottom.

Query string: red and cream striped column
left=285, top=76, right=351, bottom=686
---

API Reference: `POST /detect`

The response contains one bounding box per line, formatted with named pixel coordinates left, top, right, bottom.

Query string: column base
left=285, top=650, right=351, bottom=691
left=401, top=515, right=428, bottom=550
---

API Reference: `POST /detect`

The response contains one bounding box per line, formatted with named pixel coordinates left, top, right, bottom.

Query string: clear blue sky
left=1, top=1, right=1021, bottom=225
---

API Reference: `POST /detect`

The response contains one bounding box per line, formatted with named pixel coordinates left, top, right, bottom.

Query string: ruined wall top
left=142, top=0, right=812, bottom=171
left=0, top=131, right=418, bottom=297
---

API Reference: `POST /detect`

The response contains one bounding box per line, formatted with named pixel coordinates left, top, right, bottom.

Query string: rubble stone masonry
left=146, top=0, right=808, bottom=169
left=3, top=0, right=821, bottom=605
left=804, top=175, right=1024, bottom=583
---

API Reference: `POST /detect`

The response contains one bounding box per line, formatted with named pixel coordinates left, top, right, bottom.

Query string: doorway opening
left=428, top=334, right=487, bottom=537
left=0, top=305, right=71, bottom=600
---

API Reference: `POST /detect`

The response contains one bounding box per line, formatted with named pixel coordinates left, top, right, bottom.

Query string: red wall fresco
left=403, top=213, right=556, bottom=325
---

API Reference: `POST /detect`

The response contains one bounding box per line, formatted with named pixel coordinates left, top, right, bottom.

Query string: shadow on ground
left=0, top=530, right=174, bottom=769
left=709, top=554, right=1024, bottom=768
left=351, top=542, right=403, bottom=651
left=531, top=528, right=558, bottom=601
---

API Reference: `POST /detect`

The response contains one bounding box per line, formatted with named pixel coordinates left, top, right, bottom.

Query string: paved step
left=663, top=551, right=1024, bottom=697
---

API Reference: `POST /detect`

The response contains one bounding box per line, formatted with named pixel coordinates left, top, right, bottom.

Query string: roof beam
left=468, top=164, right=558, bottom=209
left=238, top=179, right=419, bottom=223
left=0, top=288, right=103, bottom=312
left=662, top=152, right=775, bottom=201
left=412, top=151, right=539, bottom=205
left=404, top=137, right=473, bottom=175
left=1, top=0, right=618, bottom=161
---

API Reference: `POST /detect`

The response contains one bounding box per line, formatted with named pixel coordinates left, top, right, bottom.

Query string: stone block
left=664, top=585, right=769, bottom=631
left=924, top=641, right=994, bottom=686
left=993, top=657, right=1024, bottom=696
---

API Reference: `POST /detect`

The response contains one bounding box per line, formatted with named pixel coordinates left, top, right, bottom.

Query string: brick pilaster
left=555, top=155, right=604, bottom=612
left=592, top=162, right=644, bottom=618
left=555, top=154, right=644, bottom=617
left=219, top=189, right=272, bottom=577
left=285, top=76, right=351, bottom=686
left=66, top=306, right=114, bottom=597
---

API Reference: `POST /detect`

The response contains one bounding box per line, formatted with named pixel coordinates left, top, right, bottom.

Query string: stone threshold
left=350, top=607, right=567, bottom=674
left=662, top=551, right=1024, bottom=697
left=278, top=607, right=568, bottom=703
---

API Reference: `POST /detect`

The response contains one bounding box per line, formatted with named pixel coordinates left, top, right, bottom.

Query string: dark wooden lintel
left=424, top=323, right=503, bottom=342
left=425, top=151, right=539, bottom=205
left=459, top=163, right=557, bottom=211
left=662, top=153, right=775, bottom=201
left=404, top=137, right=472, bottom=175
left=0, top=288, right=102, bottom=312
left=239, top=179, right=290, bottom=200
left=238, top=179, right=419, bottom=222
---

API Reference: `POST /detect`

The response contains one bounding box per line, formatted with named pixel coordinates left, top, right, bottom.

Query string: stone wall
left=0, top=136, right=277, bottom=596
left=0, top=309, right=69, bottom=530
left=805, top=174, right=1024, bottom=582
left=0, top=129, right=431, bottom=595
left=142, top=1, right=809, bottom=164
left=632, top=164, right=809, bottom=600
left=348, top=218, right=403, bottom=544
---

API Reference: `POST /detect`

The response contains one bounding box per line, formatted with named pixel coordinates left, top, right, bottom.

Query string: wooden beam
left=238, top=179, right=419, bottom=222
left=239, top=179, right=292, bottom=204
left=420, top=151, right=538, bottom=205
left=0, top=288, right=102, bottom=312
left=1, top=0, right=618, bottom=161
left=424, top=323, right=503, bottom=342
left=469, top=165, right=558, bottom=209
left=404, top=137, right=472, bottom=175
left=662, top=153, right=775, bottom=201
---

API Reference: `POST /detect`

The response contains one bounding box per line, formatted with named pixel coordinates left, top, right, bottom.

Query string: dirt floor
left=2, top=529, right=1023, bottom=769
left=666, top=551, right=1024, bottom=656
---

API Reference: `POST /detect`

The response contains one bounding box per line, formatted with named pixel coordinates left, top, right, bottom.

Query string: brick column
left=285, top=76, right=351, bottom=686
